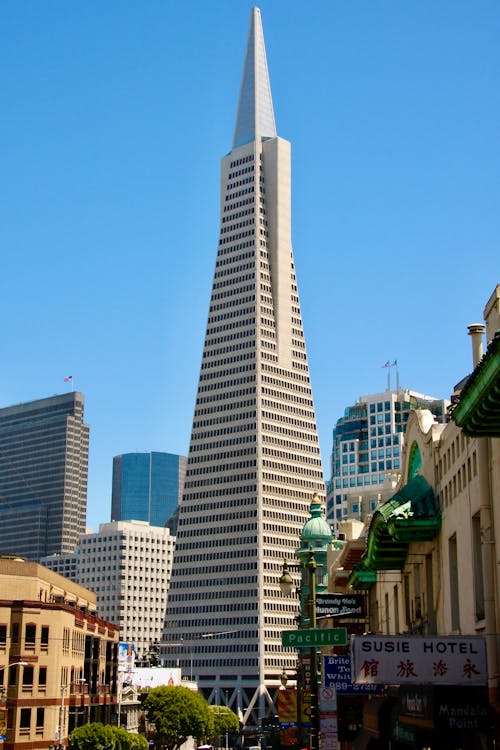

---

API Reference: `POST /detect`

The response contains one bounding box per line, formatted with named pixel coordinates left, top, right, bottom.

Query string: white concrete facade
left=162, top=8, right=324, bottom=724
left=43, top=520, right=175, bottom=662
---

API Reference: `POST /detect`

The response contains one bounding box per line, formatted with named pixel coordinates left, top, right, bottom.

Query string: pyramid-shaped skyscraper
left=162, top=8, right=325, bottom=722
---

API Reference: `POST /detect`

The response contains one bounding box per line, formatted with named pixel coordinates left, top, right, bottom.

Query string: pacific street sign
left=282, top=628, right=348, bottom=648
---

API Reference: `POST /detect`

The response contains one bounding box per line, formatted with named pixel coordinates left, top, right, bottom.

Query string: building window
left=394, top=585, right=400, bottom=634
left=8, top=665, right=18, bottom=686
left=38, top=666, right=47, bottom=687
left=449, top=534, right=460, bottom=630
left=404, top=574, right=411, bottom=629
left=36, top=707, right=44, bottom=733
left=25, top=624, right=36, bottom=649
left=472, top=514, right=485, bottom=620
left=0, top=625, right=6, bottom=647
left=22, top=666, right=34, bottom=689
left=41, top=626, right=49, bottom=650
left=19, top=707, right=31, bottom=733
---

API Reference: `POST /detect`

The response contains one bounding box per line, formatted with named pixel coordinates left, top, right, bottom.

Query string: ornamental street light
left=279, top=492, right=333, bottom=750
left=280, top=548, right=320, bottom=750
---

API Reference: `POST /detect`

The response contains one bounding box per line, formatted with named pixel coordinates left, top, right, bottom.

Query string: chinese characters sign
left=324, top=655, right=381, bottom=694
left=351, top=636, right=487, bottom=686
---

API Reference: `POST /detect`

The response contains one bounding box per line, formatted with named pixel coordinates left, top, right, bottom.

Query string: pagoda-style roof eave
left=388, top=517, right=442, bottom=542
left=349, top=566, right=377, bottom=591
left=350, top=475, right=441, bottom=586
left=452, top=331, right=500, bottom=437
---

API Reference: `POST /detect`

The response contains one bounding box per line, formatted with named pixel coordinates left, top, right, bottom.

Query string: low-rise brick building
left=0, top=556, right=119, bottom=749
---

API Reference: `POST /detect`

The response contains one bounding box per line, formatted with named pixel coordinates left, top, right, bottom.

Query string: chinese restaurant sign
left=351, top=636, right=487, bottom=685
left=316, top=594, right=365, bottom=618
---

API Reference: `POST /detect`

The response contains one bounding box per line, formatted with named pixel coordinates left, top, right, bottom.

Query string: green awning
left=349, top=475, right=441, bottom=590
left=452, top=331, right=500, bottom=437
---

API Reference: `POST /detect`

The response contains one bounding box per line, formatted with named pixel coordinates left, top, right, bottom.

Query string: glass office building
left=0, top=392, right=89, bottom=560
left=111, top=451, right=186, bottom=528
left=327, top=388, right=448, bottom=530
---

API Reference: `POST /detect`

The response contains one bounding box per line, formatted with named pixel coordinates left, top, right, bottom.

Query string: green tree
left=70, top=723, right=149, bottom=750
left=143, top=685, right=212, bottom=749
left=110, top=726, right=131, bottom=750
left=69, top=722, right=117, bottom=750
left=208, top=705, right=240, bottom=746
left=127, top=733, right=149, bottom=750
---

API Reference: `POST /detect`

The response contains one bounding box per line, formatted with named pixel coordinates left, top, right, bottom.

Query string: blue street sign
left=324, top=655, right=381, bottom=695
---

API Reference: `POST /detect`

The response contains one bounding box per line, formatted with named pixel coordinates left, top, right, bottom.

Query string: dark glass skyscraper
left=0, top=392, right=89, bottom=560
left=111, top=451, right=186, bottom=528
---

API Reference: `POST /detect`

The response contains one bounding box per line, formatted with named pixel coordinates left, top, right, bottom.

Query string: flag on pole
left=381, top=361, right=390, bottom=368
left=64, top=375, right=73, bottom=382
left=391, top=360, right=398, bottom=367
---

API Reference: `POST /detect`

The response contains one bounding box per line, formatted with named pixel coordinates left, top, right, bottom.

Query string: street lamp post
left=280, top=492, right=333, bottom=750
left=305, top=551, right=320, bottom=750
left=280, top=549, right=320, bottom=750
left=59, top=684, right=68, bottom=747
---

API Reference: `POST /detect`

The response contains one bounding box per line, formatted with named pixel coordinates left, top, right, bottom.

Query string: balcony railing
left=70, top=682, right=89, bottom=695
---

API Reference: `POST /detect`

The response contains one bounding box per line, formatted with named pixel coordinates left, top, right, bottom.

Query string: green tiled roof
left=349, top=475, right=441, bottom=590
left=452, top=331, right=500, bottom=437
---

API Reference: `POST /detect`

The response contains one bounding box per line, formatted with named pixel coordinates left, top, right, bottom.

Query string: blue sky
left=1, top=1, right=498, bottom=532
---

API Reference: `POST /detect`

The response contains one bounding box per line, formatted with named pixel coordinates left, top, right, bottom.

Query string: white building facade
left=43, top=520, right=175, bottom=662
left=162, top=8, right=325, bottom=724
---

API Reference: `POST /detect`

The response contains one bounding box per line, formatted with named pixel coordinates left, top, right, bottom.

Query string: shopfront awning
left=349, top=475, right=441, bottom=589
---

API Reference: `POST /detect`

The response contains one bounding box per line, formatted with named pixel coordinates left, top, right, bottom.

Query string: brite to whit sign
left=351, top=636, right=487, bottom=686
left=324, top=655, right=381, bottom=694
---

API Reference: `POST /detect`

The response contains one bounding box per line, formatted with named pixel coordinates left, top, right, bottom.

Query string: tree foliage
left=143, top=685, right=212, bottom=749
left=69, top=722, right=117, bottom=750
left=69, top=723, right=149, bottom=750
left=208, top=705, right=240, bottom=745
left=127, top=734, right=149, bottom=750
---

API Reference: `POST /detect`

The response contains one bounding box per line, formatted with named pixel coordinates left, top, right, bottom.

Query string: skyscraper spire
left=233, top=7, right=277, bottom=149
left=163, top=7, right=324, bottom=726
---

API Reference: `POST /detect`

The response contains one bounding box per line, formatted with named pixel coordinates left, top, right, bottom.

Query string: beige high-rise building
left=0, top=557, right=119, bottom=750
left=162, top=8, right=325, bottom=724
left=43, top=520, right=175, bottom=664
